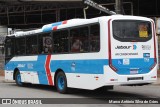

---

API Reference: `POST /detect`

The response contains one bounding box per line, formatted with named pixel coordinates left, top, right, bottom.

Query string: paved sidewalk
left=0, top=76, right=160, bottom=85
left=153, top=78, right=160, bottom=85
left=0, top=76, right=15, bottom=83
left=0, top=76, right=4, bottom=82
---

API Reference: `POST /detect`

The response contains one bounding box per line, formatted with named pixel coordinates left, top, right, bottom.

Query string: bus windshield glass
left=112, top=20, right=152, bottom=42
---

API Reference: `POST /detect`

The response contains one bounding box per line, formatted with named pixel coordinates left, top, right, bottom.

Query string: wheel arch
left=13, top=68, right=19, bottom=80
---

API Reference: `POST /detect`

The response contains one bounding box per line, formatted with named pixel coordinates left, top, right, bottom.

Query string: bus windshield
left=112, top=20, right=152, bottom=42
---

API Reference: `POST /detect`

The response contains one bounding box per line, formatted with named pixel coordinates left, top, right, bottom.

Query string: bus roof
left=7, top=18, right=98, bottom=37
left=6, top=15, right=152, bottom=37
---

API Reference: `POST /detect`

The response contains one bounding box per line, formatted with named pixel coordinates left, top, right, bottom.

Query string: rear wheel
left=15, top=71, right=23, bottom=86
left=56, top=72, right=68, bottom=94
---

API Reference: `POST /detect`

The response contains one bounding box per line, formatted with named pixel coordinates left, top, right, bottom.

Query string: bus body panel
left=5, top=15, right=158, bottom=90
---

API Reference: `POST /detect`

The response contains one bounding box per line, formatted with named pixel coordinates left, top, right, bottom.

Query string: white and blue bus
left=5, top=15, right=158, bottom=93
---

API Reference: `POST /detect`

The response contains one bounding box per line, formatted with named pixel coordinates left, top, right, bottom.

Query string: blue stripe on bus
left=5, top=58, right=108, bottom=74
left=112, top=58, right=154, bottom=75
left=36, top=55, right=48, bottom=85
left=5, top=56, right=154, bottom=85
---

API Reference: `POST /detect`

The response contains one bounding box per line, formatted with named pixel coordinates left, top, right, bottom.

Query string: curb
left=152, top=79, right=160, bottom=85
left=152, top=83, right=160, bottom=85
left=0, top=80, right=15, bottom=83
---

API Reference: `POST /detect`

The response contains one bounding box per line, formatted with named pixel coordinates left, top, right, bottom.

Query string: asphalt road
left=0, top=82, right=160, bottom=107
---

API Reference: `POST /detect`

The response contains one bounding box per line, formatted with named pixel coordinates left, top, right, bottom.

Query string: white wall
left=0, top=26, right=7, bottom=44
left=156, top=18, right=160, bottom=35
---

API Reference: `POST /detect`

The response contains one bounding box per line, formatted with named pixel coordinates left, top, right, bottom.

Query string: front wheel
left=56, top=72, right=68, bottom=94
left=15, top=71, right=23, bottom=86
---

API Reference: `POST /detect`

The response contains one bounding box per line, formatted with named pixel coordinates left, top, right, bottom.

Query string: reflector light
left=110, top=79, right=115, bottom=81
left=76, top=75, right=80, bottom=77
left=151, top=76, right=157, bottom=78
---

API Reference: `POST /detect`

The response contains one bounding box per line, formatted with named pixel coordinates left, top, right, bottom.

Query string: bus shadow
left=11, top=83, right=57, bottom=92
left=69, top=88, right=148, bottom=98
left=10, top=83, right=148, bottom=99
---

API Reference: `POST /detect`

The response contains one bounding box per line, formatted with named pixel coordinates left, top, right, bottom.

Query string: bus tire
left=56, top=72, right=68, bottom=94
left=15, top=71, right=23, bottom=86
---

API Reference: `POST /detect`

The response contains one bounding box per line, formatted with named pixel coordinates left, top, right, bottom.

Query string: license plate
left=127, top=77, right=143, bottom=81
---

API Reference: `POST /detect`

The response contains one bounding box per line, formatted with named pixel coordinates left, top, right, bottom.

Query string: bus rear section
left=105, top=17, right=158, bottom=86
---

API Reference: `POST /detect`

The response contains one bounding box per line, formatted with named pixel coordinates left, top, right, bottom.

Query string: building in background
left=0, top=25, right=6, bottom=74
left=0, top=0, right=160, bottom=29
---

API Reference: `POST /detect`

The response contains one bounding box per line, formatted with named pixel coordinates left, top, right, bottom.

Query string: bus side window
left=42, top=36, right=53, bottom=54
left=71, top=39, right=82, bottom=52
left=26, top=35, right=38, bottom=55
left=79, top=26, right=89, bottom=52
left=31, top=45, right=38, bottom=54
left=70, top=28, right=79, bottom=52
left=90, top=24, right=100, bottom=52
left=15, top=37, right=26, bottom=55
left=53, top=31, right=61, bottom=53
left=5, top=37, right=15, bottom=63
left=38, top=32, right=52, bottom=54
left=53, top=30, right=69, bottom=53
left=70, top=26, right=89, bottom=52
